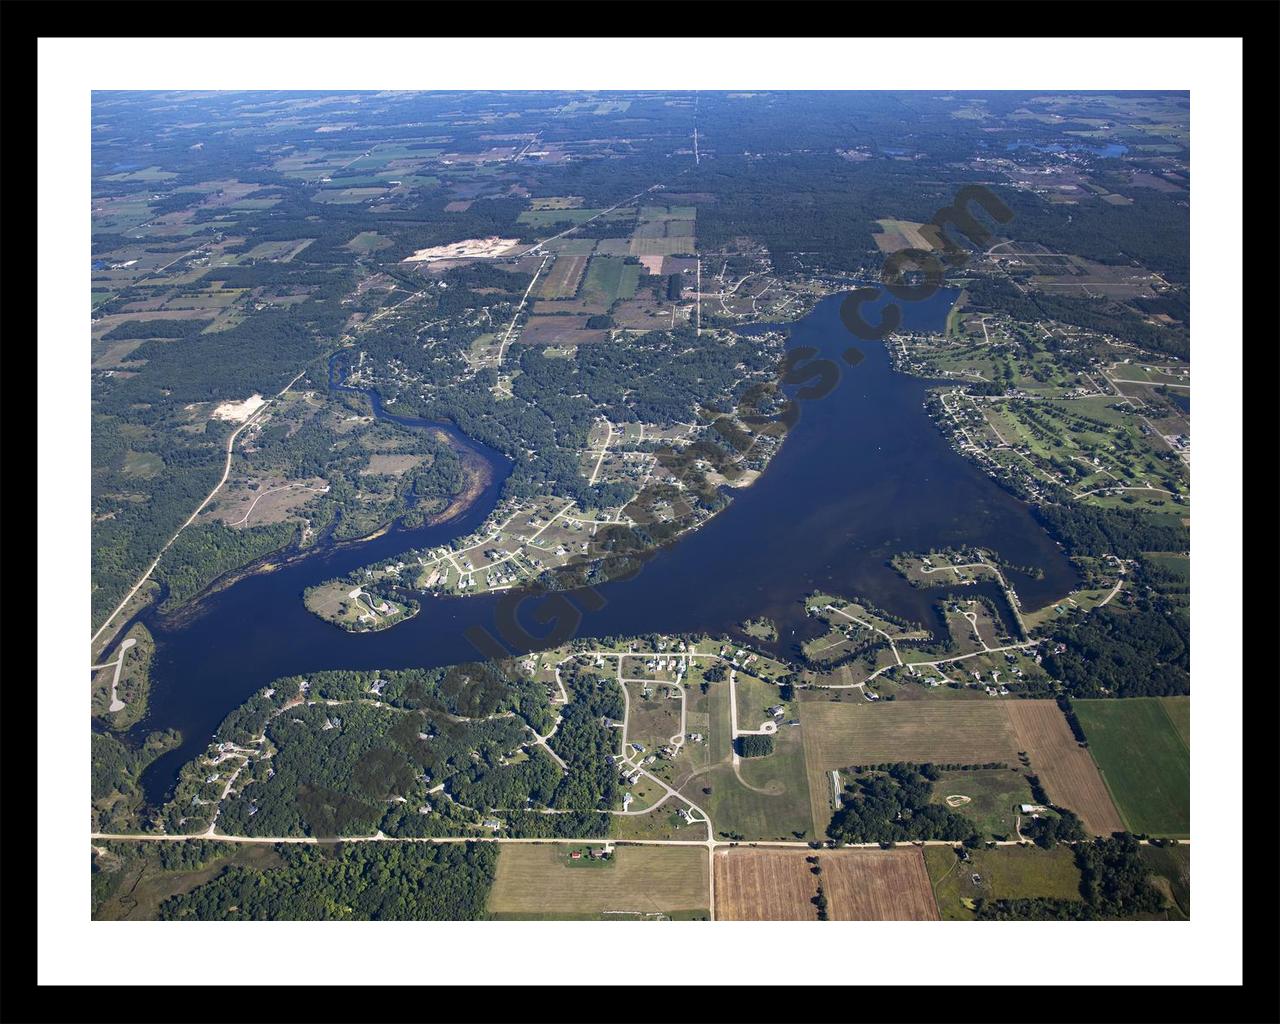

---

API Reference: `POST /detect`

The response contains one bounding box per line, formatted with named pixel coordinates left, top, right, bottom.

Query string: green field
left=1140, top=843, right=1191, bottom=920
left=929, top=768, right=1037, bottom=840
left=1074, top=698, right=1190, bottom=837
left=924, top=844, right=1083, bottom=920
left=673, top=679, right=813, bottom=841
left=733, top=671, right=780, bottom=730
left=581, top=256, right=642, bottom=306
left=486, top=843, right=708, bottom=920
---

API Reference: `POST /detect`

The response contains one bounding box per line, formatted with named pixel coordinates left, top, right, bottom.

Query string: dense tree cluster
left=736, top=735, right=775, bottom=758
left=1033, top=504, right=1187, bottom=559
left=157, top=842, right=497, bottom=920
left=161, top=660, right=586, bottom=838
left=1042, top=604, right=1188, bottom=698
left=974, top=834, right=1166, bottom=919
left=826, top=763, right=978, bottom=845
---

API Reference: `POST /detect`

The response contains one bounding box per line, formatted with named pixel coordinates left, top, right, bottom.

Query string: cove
left=133, top=288, right=1078, bottom=806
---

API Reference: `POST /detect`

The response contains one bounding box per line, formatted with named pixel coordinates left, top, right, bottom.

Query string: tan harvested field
left=214, top=476, right=327, bottom=528
left=360, top=454, right=424, bottom=477
left=1005, top=700, right=1125, bottom=835
left=538, top=253, right=589, bottom=299
left=801, top=699, right=1020, bottom=767
left=486, top=844, right=708, bottom=920
left=873, top=219, right=939, bottom=254
left=800, top=699, right=1021, bottom=835
left=714, top=847, right=938, bottom=921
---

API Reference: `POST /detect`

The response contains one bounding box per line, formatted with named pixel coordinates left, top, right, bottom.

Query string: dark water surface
left=135, top=289, right=1077, bottom=803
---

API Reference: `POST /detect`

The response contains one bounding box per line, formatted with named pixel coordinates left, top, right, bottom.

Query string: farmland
left=872, top=219, right=939, bottom=254
left=799, top=698, right=1021, bottom=767
left=799, top=698, right=1020, bottom=837
left=1073, top=698, right=1190, bottom=837
left=486, top=844, right=708, bottom=920
left=714, top=846, right=938, bottom=921
left=537, top=253, right=590, bottom=299
left=1005, top=700, right=1126, bottom=835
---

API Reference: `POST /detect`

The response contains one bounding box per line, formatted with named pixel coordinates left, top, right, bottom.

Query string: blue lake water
left=1005, top=141, right=1129, bottom=159
left=132, top=288, right=1078, bottom=804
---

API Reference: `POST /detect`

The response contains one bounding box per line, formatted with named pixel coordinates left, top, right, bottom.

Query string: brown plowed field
left=1006, top=700, right=1125, bottom=835
left=714, top=847, right=938, bottom=921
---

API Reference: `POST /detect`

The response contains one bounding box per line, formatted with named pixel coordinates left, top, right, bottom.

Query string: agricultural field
left=537, top=253, right=590, bottom=299
left=345, top=231, right=392, bottom=254
left=529, top=196, right=585, bottom=210
left=1073, top=698, right=1190, bottom=837
left=485, top=843, right=708, bottom=920
left=1005, top=700, right=1126, bottom=835
left=800, top=697, right=1021, bottom=767
left=714, top=847, right=938, bottom=921
left=519, top=315, right=608, bottom=346
left=516, top=207, right=617, bottom=228
left=799, top=698, right=1021, bottom=838
left=579, top=255, right=643, bottom=306
left=924, top=844, right=1083, bottom=920
left=872, top=219, right=939, bottom=254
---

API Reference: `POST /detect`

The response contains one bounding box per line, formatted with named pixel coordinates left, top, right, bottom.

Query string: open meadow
left=486, top=844, right=708, bottom=920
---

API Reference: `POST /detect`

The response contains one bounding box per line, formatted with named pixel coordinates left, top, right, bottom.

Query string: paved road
left=91, top=637, right=137, bottom=713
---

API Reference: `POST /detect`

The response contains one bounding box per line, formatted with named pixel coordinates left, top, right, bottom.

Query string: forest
left=156, top=841, right=497, bottom=921
left=157, top=657, right=631, bottom=838
left=826, top=763, right=979, bottom=846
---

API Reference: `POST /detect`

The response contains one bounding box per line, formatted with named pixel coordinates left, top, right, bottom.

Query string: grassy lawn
left=929, top=768, right=1037, bottom=840
left=734, top=671, right=781, bottom=731
left=676, top=679, right=814, bottom=841
left=1074, top=699, right=1190, bottom=837
left=924, top=844, right=1082, bottom=920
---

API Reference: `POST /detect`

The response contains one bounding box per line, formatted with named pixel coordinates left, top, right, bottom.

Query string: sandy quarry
left=211, top=393, right=267, bottom=423
left=401, top=236, right=521, bottom=263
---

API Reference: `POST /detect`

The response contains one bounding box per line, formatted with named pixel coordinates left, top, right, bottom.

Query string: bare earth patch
left=401, top=236, right=521, bottom=263
left=210, top=394, right=267, bottom=423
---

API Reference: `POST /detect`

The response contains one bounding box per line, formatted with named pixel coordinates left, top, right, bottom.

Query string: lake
left=132, top=287, right=1078, bottom=804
